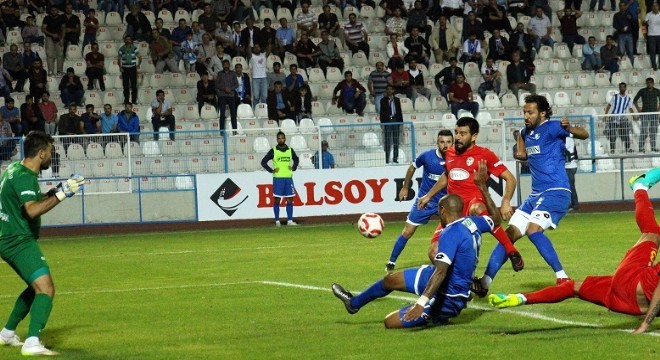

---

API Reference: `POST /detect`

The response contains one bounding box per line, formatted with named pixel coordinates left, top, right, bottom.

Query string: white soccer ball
left=358, top=213, right=384, bottom=238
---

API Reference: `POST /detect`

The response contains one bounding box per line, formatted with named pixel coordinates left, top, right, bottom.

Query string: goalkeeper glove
left=55, top=174, right=85, bottom=201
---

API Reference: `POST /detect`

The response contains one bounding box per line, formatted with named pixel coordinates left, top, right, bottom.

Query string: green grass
left=1, top=212, right=660, bottom=359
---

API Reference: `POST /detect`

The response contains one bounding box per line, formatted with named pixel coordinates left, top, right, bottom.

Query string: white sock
left=556, top=270, right=568, bottom=279
left=24, top=336, right=40, bottom=347
left=480, top=275, right=493, bottom=289
left=633, top=183, right=648, bottom=192
left=0, top=328, right=14, bottom=338
left=518, top=293, right=527, bottom=304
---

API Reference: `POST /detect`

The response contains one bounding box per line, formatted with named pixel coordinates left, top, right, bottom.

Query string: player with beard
left=473, top=94, right=589, bottom=295
left=386, top=130, right=454, bottom=272
left=418, top=117, right=524, bottom=272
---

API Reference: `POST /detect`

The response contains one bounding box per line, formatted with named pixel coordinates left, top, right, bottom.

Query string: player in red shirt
left=418, top=117, right=524, bottom=271
left=489, top=168, right=660, bottom=334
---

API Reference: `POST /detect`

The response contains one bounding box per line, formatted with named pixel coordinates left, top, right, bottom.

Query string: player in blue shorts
left=261, top=131, right=300, bottom=226
left=385, top=130, right=454, bottom=272
left=332, top=161, right=499, bottom=328
left=474, top=94, right=590, bottom=296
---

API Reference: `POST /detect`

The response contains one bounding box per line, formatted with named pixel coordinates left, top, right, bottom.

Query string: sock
left=350, top=280, right=392, bottom=309
left=388, top=235, right=409, bottom=263
left=286, top=201, right=293, bottom=221
left=490, top=225, right=518, bottom=255
left=555, top=270, right=568, bottom=279
left=0, top=328, right=14, bottom=338
left=4, top=287, right=35, bottom=331
left=27, top=294, right=53, bottom=339
left=483, top=244, right=508, bottom=282
left=635, top=189, right=660, bottom=234
left=273, top=201, right=280, bottom=221
left=24, top=336, right=40, bottom=347
left=430, top=223, right=444, bottom=243
left=524, top=279, right=575, bottom=304
left=528, top=231, right=564, bottom=273
left=480, top=275, right=493, bottom=289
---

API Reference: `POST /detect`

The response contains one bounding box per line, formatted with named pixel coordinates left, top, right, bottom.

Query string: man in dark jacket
left=379, top=85, right=403, bottom=164
left=506, top=50, right=536, bottom=96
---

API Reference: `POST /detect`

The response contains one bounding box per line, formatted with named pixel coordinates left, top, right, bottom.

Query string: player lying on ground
left=489, top=168, right=660, bottom=334
left=332, top=160, right=500, bottom=328
left=417, top=117, right=523, bottom=272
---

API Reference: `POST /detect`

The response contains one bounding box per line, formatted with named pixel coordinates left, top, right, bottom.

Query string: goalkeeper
left=0, top=131, right=84, bottom=356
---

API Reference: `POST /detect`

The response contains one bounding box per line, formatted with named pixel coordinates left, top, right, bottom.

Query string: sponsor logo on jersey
left=448, top=168, right=470, bottom=180
left=526, top=145, right=541, bottom=155
left=20, top=190, right=36, bottom=196
left=466, top=157, right=474, bottom=166
left=427, top=173, right=441, bottom=181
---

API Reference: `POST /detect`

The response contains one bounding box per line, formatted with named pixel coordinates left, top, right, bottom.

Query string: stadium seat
left=620, top=56, right=633, bottom=70
left=594, top=73, right=610, bottom=87
left=326, top=67, right=343, bottom=82
left=307, top=67, right=326, bottom=83
left=548, top=59, right=565, bottom=72
left=577, top=73, right=594, bottom=87
left=362, top=132, right=380, bottom=148
left=554, top=91, right=571, bottom=107
left=104, top=142, right=123, bottom=158
left=237, top=104, right=255, bottom=120
left=629, top=71, right=644, bottom=85
left=476, top=111, right=492, bottom=123
left=299, top=118, right=316, bottom=134
left=86, top=142, right=105, bottom=159
left=484, top=94, right=502, bottom=109
left=537, top=45, right=553, bottom=59
left=178, top=140, right=198, bottom=155
left=244, top=154, right=262, bottom=172
left=463, top=62, right=480, bottom=77
left=500, top=93, right=517, bottom=108
left=253, top=137, right=271, bottom=153
left=571, top=90, right=586, bottom=105
left=311, top=101, right=325, bottom=116
left=280, top=119, right=298, bottom=134
left=610, top=72, right=627, bottom=85
left=142, top=141, right=160, bottom=157
left=400, top=97, right=413, bottom=112
left=150, top=73, right=170, bottom=88
left=441, top=113, right=457, bottom=128
left=414, top=96, right=431, bottom=111
left=559, top=74, right=575, bottom=88
left=290, top=135, right=309, bottom=150
left=533, top=59, right=549, bottom=73
left=66, top=144, right=86, bottom=160
left=543, top=75, right=558, bottom=89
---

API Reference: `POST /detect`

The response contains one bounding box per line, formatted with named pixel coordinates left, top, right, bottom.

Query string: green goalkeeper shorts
left=0, top=237, right=50, bottom=285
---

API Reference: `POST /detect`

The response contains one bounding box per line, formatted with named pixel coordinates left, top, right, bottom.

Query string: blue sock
left=273, top=201, right=280, bottom=221
left=286, top=201, right=293, bottom=221
left=388, top=235, right=409, bottom=263
left=484, top=243, right=508, bottom=280
left=528, top=231, right=563, bottom=272
left=350, top=280, right=392, bottom=309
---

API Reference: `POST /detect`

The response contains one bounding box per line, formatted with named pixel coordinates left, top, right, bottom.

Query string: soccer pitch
left=1, top=212, right=659, bottom=359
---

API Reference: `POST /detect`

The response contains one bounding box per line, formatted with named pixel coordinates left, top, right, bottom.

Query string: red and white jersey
left=445, top=145, right=508, bottom=201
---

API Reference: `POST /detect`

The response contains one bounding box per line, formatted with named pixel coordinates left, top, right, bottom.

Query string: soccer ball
left=358, top=213, right=384, bottom=238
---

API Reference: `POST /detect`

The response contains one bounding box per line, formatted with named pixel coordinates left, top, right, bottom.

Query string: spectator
left=431, top=16, right=460, bottom=64
left=267, top=81, right=293, bottom=122
left=21, top=16, right=44, bottom=46
left=63, top=3, right=81, bottom=49
left=194, top=33, right=216, bottom=75
left=385, top=8, right=406, bottom=39
left=151, top=29, right=179, bottom=73
left=291, top=85, right=313, bottom=122
left=198, top=4, right=219, bottom=33
left=268, top=62, right=287, bottom=91
left=312, top=140, right=335, bottom=169
left=58, top=104, right=84, bottom=153
left=386, top=34, right=408, bottom=70
left=181, top=31, right=197, bottom=73
left=295, top=33, right=322, bottom=69
left=488, top=29, right=511, bottom=62
left=318, top=30, right=344, bottom=75
left=296, top=2, right=319, bottom=37
left=211, top=0, right=233, bottom=23
left=633, top=77, right=660, bottom=152
left=275, top=18, right=296, bottom=59
left=483, top=0, right=513, bottom=33
left=0, top=99, right=20, bottom=136
left=344, top=13, right=370, bottom=58
left=510, top=22, right=535, bottom=62
left=216, top=60, right=239, bottom=133
left=21, top=42, right=41, bottom=72
left=234, top=63, right=252, bottom=105
left=600, top=35, right=621, bottom=74
left=151, top=89, right=176, bottom=141
left=461, top=12, right=485, bottom=43
left=197, top=72, right=218, bottom=115
left=118, top=35, right=142, bottom=104
left=191, top=21, right=206, bottom=44
left=379, top=85, right=402, bottom=164
left=460, top=32, right=483, bottom=68
left=627, top=0, right=640, bottom=55
left=100, top=104, right=118, bottom=136
left=527, top=7, right=554, bottom=52
left=117, top=102, right=140, bottom=143
left=441, top=0, right=463, bottom=19
left=478, top=57, right=501, bottom=99
left=208, top=43, right=231, bottom=75
left=125, top=4, right=152, bottom=42
left=406, top=1, right=432, bottom=37
left=0, top=115, right=16, bottom=160
left=214, top=20, right=233, bottom=49
left=85, top=43, right=105, bottom=91
left=368, top=61, right=391, bottom=115
left=646, top=3, right=660, bottom=71
left=250, top=44, right=268, bottom=106
left=1, top=0, right=24, bottom=31
left=381, top=0, right=407, bottom=18
left=227, top=21, right=246, bottom=58
left=507, top=51, right=536, bottom=96
left=259, top=18, right=277, bottom=55
left=404, top=27, right=431, bottom=68
left=557, top=8, right=585, bottom=53
left=508, top=0, right=528, bottom=17
left=613, top=2, right=634, bottom=66
left=389, top=62, right=414, bottom=98
left=448, top=74, right=478, bottom=118
left=332, top=71, right=367, bottom=116
left=3, top=44, right=23, bottom=93
left=58, top=67, right=85, bottom=107
left=408, top=60, right=430, bottom=102
left=27, top=59, right=48, bottom=102
left=564, top=134, right=579, bottom=211
left=582, top=36, right=602, bottom=71
left=285, top=64, right=305, bottom=94
left=604, top=82, right=634, bottom=153
left=154, top=18, right=172, bottom=40
left=273, top=0, right=295, bottom=14
left=172, top=19, right=192, bottom=62
left=434, top=57, right=464, bottom=98
left=136, top=0, right=155, bottom=12
left=41, top=6, right=65, bottom=76
left=318, top=5, right=346, bottom=46
left=39, top=91, right=58, bottom=135
left=20, top=94, right=45, bottom=135
left=589, top=0, right=614, bottom=11
left=82, top=9, right=99, bottom=47
left=240, top=18, right=261, bottom=57
left=512, top=129, right=531, bottom=174
left=80, top=104, right=101, bottom=136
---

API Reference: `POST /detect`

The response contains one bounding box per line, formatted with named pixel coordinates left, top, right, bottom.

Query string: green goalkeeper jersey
left=0, top=162, right=42, bottom=242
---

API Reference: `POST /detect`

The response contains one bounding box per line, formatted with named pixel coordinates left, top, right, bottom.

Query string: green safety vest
left=273, top=147, right=293, bottom=178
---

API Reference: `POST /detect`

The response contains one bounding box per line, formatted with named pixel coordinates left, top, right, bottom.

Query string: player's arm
left=498, top=169, right=516, bottom=220
left=23, top=197, right=60, bottom=219
left=633, top=280, right=660, bottom=334
left=402, top=260, right=450, bottom=322
left=260, top=149, right=275, bottom=172
left=24, top=175, right=85, bottom=219
left=417, top=173, right=447, bottom=209
left=399, top=164, right=416, bottom=201
left=560, top=117, right=590, bottom=140
left=474, top=159, right=502, bottom=227
left=515, top=129, right=527, bottom=160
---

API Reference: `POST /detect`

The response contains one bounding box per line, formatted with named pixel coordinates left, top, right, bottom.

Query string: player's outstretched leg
left=630, top=172, right=660, bottom=236
left=332, top=283, right=359, bottom=314
left=386, top=224, right=417, bottom=272
left=629, top=167, right=660, bottom=191
left=489, top=279, right=576, bottom=309
left=490, top=225, right=525, bottom=272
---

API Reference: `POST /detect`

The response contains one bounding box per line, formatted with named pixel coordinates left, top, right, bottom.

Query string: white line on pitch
left=259, top=280, right=660, bottom=337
